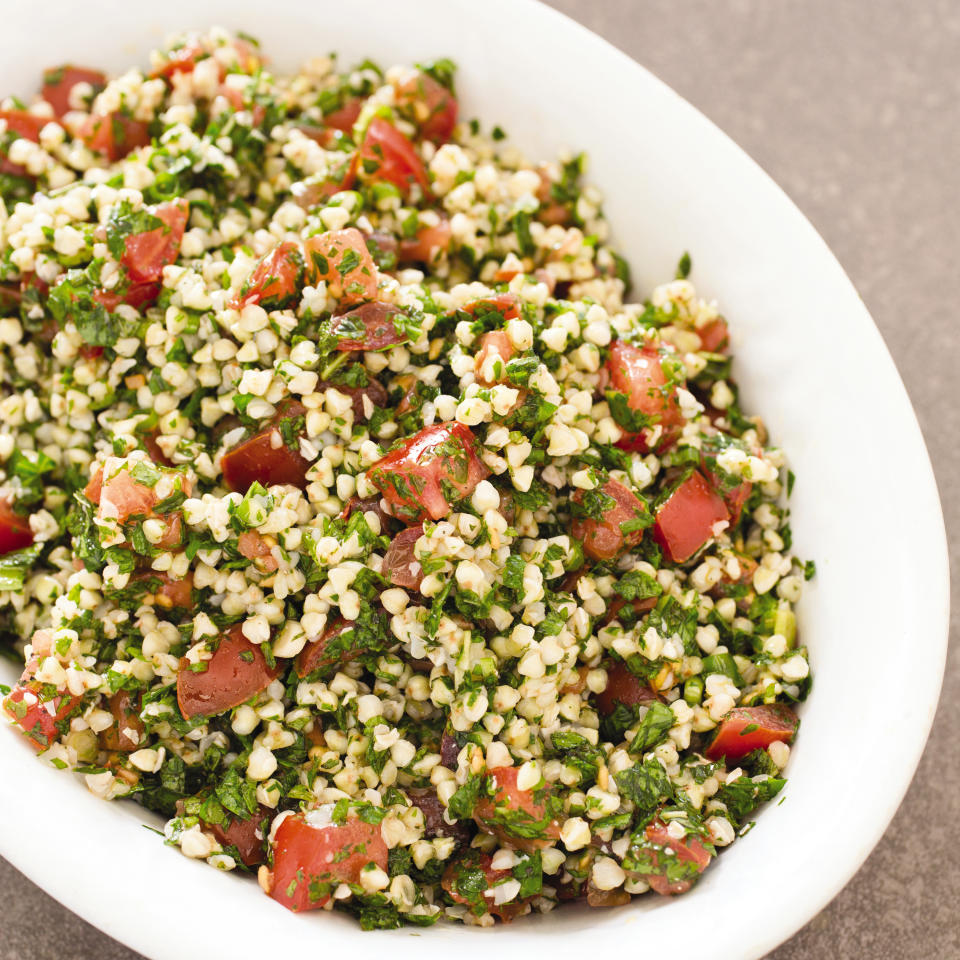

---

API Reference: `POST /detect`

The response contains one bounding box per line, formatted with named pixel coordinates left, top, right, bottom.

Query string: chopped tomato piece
left=303, top=227, right=378, bottom=306
left=571, top=477, right=648, bottom=561
left=461, top=292, right=521, bottom=322
left=2, top=680, right=81, bottom=752
left=0, top=499, right=33, bottom=555
left=474, top=330, right=514, bottom=385
left=595, top=661, right=662, bottom=716
left=358, top=117, right=430, bottom=196
left=120, top=199, right=189, bottom=283
left=330, top=301, right=409, bottom=351
left=383, top=523, right=423, bottom=590
left=642, top=820, right=713, bottom=895
left=221, top=401, right=311, bottom=493
left=398, top=217, right=451, bottom=264
left=230, top=241, right=304, bottom=311
left=473, top=765, right=562, bottom=852
left=607, top=340, right=686, bottom=450
left=704, top=703, right=799, bottom=762
left=237, top=530, right=278, bottom=571
left=652, top=470, right=729, bottom=563
left=536, top=165, right=572, bottom=227
left=442, top=849, right=532, bottom=921
left=322, top=96, right=364, bottom=132
left=698, top=317, right=729, bottom=353
left=368, top=422, right=489, bottom=523
left=0, top=109, right=47, bottom=176
left=176, top=623, right=280, bottom=719
left=295, top=618, right=358, bottom=678
left=142, top=427, right=172, bottom=466
left=93, top=280, right=162, bottom=312
left=699, top=438, right=753, bottom=526
left=42, top=65, right=106, bottom=118
left=97, top=468, right=158, bottom=522
left=150, top=43, right=218, bottom=80
left=207, top=805, right=270, bottom=867
left=395, top=72, right=458, bottom=143
left=80, top=112, right=151, bottom=161
left=100, top=691, right=144, bottom=752
left=338, top=495, right=395, bottom=533
left=601, top=594, right=659, bottom=627
left=407, top=787, right=471, bottom=843
left=269, top=809, right=388, bottom=911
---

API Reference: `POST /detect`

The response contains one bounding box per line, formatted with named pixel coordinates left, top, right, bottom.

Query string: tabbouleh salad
left=0, top=28, right=813, bottom=928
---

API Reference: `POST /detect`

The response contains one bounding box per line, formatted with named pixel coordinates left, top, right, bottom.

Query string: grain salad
left=0, top=29, right=813, bottom=928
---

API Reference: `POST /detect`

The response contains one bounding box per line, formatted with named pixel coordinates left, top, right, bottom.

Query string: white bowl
left=0, top=1, right=949, bottom=958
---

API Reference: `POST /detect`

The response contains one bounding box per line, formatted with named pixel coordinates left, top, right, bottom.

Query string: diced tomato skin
left=2, top=681, right=81, bottom=751
left=442, top=851, right=531, bottom=921
left=704, top=704, right=799, bottom=762
left=42, top=66, right=106, bottom=117
left=303, top=227, right=377, bottom=306
left=330, top=301, right=408, bottom=351
left=474, top=330, right=514, bottom=385
left=398, top=217, right=451, bottom=264
left=653, top=470, right=729, bottom=564
left=698, top=317, right=730, bottom=353
left=131, top=570, right=193, bottom=610
left=270, top=813, right=388, bottom=912
left=473, top=766, right=561, bottom=852
left=237, top=530, right=277, bottom=571
left=461, top=292, right=521, bottom=322
left=176, top=624, right=280, bottom=719
left=395, top=73, right=458, bottom=143
left=0, top=499, right=34, bottom=555
left=607, top=340, right=686, bottom=450
left=643, top=820, right=713, bottom=896
left=595, top=661, right=662, bottom=716
left=230, top=241, right=303, bottom=311
left=121, top=199, right=189, bottom=283
left=0, top=110, right=47, bottom=176
left=208, top=806, right=270, bottom=867
left=97, top=469, right=158, bottom=522
left=368, top=422, right=490, bottom=523
left=571, top=477, right=648, bottom=561
left=383, top=523, right=424, bottom=590
left=221, top=402, right=311, bottom=493
left=93, top=281, right=162, bottom=313
left=150, top=43, right=216, bottom=80
left=100, top=691, right=144, bottom=752
left=295, top=618, right=356, bottom=679
left=322, top=97, right=364, bottom=132
left=80, top=113, right=151, bottom=161
left=358, top=117, right=430, bottom=196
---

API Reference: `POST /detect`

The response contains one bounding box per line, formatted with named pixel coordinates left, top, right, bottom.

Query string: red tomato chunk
left=0, top=499, right=33, bottom=555
left=704, top=703, right=799, bottom=762
left=595, top=662, right=662, bottom=716
left=368, top=422, right=489, bottom=523
left=230, top=241, right=304, bottom=311
left=2, top=681, right=81, bottom=752
left=221, top=402, right=311, bottom=493
left=0, top=110, right=47, bottom=176
left=208, top=806, right=270, bottom=867
left=177, top=624, right=280, bottom=719
left=80, top=112, right=150, bottom=161
left=295, top=618, right=358, bottom=679
left=607, top=339, right=686, bottom=450
left=383, top=523, right=424, bottom=590
left=398, top=217, right=451, bottom=264
left=303, top=227, right=378, bottom=306
left=42, top=65, right=106, bottom=118
left=442, top=850, right=532, bottom=922
left=270, top=811, right=388, bottom=912
left=642, top=820, right=713, bottom=895
left=358, top=117, right=430, bottom=196
left=395, top=72, right=458, bottom=143
left=330, top=301, right=409, bottom=351
left=571, top=477, right=648, bottom=561
left=100, top=691, right=144, bottom=752
left=653, top=470, right=729, bottom=563
left=121, top=198, right=189, bottom=283
left=473, top=765, right=562, bottom=852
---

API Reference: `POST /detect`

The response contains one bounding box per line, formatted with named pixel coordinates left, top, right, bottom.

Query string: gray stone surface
left=1, top=1, right=957, bottom=957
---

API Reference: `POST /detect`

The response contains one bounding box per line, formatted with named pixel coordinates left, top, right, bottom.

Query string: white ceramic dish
left=0, top=1, right=949, bottom=957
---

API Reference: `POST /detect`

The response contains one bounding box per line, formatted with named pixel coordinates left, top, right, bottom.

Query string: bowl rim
left=0, top=1, right=950, bottom=958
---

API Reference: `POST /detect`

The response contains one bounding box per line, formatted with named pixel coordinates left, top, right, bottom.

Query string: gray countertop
left=2, top=1, right=957, bottom=957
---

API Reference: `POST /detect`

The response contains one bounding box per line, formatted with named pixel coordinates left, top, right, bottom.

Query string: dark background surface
left=2, top=1, right=957, bottom=957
